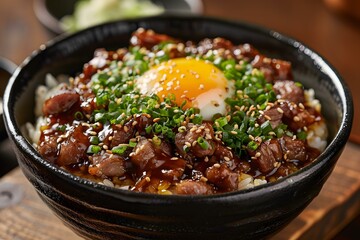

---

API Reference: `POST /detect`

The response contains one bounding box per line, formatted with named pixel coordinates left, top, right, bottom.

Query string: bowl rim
left=3, top=15, right=353, bottom=202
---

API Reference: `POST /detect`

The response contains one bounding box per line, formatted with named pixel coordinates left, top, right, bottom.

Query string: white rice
left=304, top=89, right=328, bottom=152
left=27, top=74, right=68, bottom=145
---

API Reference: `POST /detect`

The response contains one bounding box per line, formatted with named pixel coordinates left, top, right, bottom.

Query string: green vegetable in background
left=61, top=0, right=164, bottom=32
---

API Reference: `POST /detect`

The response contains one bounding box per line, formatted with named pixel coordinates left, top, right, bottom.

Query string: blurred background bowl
left=0, top=57, right=17, bottom=176
left=33, top=0, right=203, bottom=35
left=3, top=16, right=353, bottom=240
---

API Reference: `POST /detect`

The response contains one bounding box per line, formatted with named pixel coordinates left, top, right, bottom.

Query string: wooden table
left=1, top=0, right=360, bottom=239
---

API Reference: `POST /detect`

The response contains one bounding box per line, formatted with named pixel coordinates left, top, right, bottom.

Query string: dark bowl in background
left=3, top=16, right=353, bottom=240
left=33, top=0, right=203, bottom=35
left=0, top=57, right=16, bottom=141
left=0, top=57, right=17, bottom=177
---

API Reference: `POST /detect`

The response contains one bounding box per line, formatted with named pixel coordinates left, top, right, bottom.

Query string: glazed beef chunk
left=175, top=122, right=216, bottom=159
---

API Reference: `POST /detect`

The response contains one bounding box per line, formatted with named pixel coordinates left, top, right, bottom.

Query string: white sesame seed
left=190, top=127, right=197, bottom=132
left=89, top=131, right=97, bottom=136
left=205, top=134, right=212, bottom=140
left=200, top=176, right=208, bottom=182
left=264, top=115, right=272, bottom=120
left=277, top=107, right=284, bottom=113
left=213, top=163, right=221, bottom=168
left=103, top=179, right=114, bottom=187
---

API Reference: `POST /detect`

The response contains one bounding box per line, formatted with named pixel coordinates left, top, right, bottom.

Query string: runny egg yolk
left=136, top=58, right=233, bottom=120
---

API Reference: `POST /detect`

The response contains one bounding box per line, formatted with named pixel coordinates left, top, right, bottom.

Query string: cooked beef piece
left=273, top=80, right=305, bottom=104
left=131, top=137, right=156, bottom=170
left=57, top=125, right=89, bottom=166
left=206, top=163, right=239, bottom=192
left=275, top=163, right=299, bottom=177
left=175, top=122, right=216, bottom=159
left=251, top=55, right=292, bottom=82
left=279, top=136, right=307, bottom=162
left=213, top=143, right=239, bottom=170
left=38, top=135, right=58, bottom=163
left=130, top=28, right=177, bottom=49
left=110, top=114, right=153, bottom=148
left=197, top=37, right=234, bottom=55
left=173, top=180, right=213, bottom=195
left=43, top=90, right=80, bottom=115
left=258, top=107, right=283, bottom=129
left=279, top=102, right=316, bottom=131
left=110, top=122, right=135, bottom=148
left=133, top=114, right=153, bottom=135
left=233, top=43, right=260, bottom=62
left=89, top=153, right=126, bottom=178
left=248, top=139, right=282, bottom=173
left=131, top=137, right=186, bottom=181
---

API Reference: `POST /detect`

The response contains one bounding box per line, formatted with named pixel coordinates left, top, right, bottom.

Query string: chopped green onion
left=56, top=125, right=66, bottom=132
left=247, top=141, right=259, bottom=151
left=74, top=111, right=84, bottom=120
left=128, top=140, right=137, bottom=148
left=152, top=135, right=162, bottom=146
left=87, top=145, right=101, bottom=154
left=260, top=121, right=273, bottom=135
left=197, top=137, right=210, bottom=150
left=90, top=136, right=99, bottom=145
left=297, top=131, right=307, bottom=140
left=215, top=117, right=228, bottom=128
left=112, top=145, right=127, bottom=155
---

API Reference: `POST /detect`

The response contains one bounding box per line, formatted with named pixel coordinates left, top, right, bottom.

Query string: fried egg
left=136, top=58, right=233, bottom=120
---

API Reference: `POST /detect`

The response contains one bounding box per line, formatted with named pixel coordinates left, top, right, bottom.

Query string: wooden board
left=1, top=142, right=360, bottom=240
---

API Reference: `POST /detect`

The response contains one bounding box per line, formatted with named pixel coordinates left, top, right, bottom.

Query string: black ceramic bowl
left=3, top=16, right=353, bottom=240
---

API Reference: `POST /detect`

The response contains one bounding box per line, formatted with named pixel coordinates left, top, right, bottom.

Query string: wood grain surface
left=0, top=142, right=359, bottom=240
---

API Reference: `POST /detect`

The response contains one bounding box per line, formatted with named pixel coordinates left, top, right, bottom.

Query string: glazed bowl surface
left=3, top=16, right=353, bottom=240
